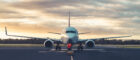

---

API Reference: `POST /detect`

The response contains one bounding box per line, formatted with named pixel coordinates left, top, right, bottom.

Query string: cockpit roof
left=66, top=27, right=78, bottom=32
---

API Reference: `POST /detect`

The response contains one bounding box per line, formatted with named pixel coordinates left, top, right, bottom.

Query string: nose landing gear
left=67, top=43, right=72, bottom=50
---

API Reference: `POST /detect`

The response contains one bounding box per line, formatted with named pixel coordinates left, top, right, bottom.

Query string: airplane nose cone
left=67, top=33, right=75, bottom=38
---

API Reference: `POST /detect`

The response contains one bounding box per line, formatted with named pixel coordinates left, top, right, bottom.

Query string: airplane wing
left=5, top=27, right=47, bottom=39
left=79, top=35, right=132, bottom=42
left=48, top=32, right=61, bottom=35
left=5, top=27, right=61, bottom=42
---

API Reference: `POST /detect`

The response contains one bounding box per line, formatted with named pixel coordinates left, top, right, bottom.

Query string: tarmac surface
left=0, top=46, right=140, bottom=60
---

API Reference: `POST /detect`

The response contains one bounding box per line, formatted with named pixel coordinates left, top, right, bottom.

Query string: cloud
left=0, top=0, right=140, bottom=39
left=2, top=0, right=140, bottom=19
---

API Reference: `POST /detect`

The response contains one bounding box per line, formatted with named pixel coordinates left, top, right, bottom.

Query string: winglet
left=5, top=26, right=8, bottom=35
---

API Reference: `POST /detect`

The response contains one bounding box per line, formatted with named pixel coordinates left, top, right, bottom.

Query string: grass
left=97, top=44, right=140, bottom=48
left=118, top=45, right=140, bottom=48
left=0, top=44, right=43, bottom=47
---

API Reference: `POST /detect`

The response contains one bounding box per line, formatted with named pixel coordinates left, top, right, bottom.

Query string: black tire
left=77, top=46, right=83, bottom=51
left=56, top=46, right=61, bottom=51
left=55, top=46, right=58, bottom=51
left=58, top=46, right=61, bottom=51
left=80, top=46, right=83, bottom=51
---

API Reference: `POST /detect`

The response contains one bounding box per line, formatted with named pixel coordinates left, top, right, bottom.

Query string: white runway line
left=50, top=49, right=104, bottom=51
left=38, top=49, right=106, bottom=53
left=83, top=49, right=104, bottom=51
left=38, top=50, right=66, bottom=53
left=71, top=56, right=74, bottom=60
left=39, top=51, right=46, bottom=53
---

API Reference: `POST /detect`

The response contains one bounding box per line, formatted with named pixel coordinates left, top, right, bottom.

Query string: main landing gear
left=55, top=43, right=61, bottom=51
left=77, top=43, right=83, bottom=51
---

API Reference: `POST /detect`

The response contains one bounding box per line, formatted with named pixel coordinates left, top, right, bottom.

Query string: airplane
left=5, top=12, right=132, bottom=51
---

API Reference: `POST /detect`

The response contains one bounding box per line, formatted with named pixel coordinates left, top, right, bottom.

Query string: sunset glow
left=0, top=0, right=140, bottom=40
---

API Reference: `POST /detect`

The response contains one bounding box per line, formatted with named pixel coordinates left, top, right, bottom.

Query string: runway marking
left=38, top=50, right=66, bottom=53
left=50, top=49, right=104, bottom=51
left=38, top=49, right=106, bottom=53
left=71, top=56, right=74, bottom=60
left=38, top=51, right=49, bottom=53
left=83, top=49, right=104, bottom=51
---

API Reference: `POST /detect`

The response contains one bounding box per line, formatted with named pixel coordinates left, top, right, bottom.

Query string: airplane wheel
left=77, top=46, right=83, bottom=51
left=80, top=46, right=83, bottom=51
left=56, top=46, right=61, bottom=51
left=58, top=46, right=61, bottom=51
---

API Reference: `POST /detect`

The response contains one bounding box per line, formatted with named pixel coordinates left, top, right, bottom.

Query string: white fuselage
left=61, top=27, right=79, bottom=44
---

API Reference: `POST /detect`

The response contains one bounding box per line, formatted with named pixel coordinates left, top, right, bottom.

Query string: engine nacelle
left=44, top=40, right=54, bottom=48
left=85, top=40, right=95, bottom=48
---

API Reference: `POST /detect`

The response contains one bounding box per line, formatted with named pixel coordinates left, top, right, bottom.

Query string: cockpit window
left=66, top=31, right=76, bottom=33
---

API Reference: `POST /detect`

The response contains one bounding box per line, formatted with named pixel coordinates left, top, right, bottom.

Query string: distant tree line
left=0, top=39, right=140, bottom=45
left=95, top=39, right=140, bottom=45
left=0, top=39, right=44, bottom=44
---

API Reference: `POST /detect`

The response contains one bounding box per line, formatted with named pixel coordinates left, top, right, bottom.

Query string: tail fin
left=5, top=26, right=8, bottom=35
left=68, top=11, right=71, bottom=27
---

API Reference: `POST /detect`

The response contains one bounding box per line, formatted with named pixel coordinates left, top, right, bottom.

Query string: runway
left=0, top=46, right=140, bottom=60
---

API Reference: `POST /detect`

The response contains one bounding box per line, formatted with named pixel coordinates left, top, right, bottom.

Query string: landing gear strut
left=77, top=43, right=83, bottom=51
left=68, top=48, right=72, bottom=50
left=55, top=43, right=61, bottom=51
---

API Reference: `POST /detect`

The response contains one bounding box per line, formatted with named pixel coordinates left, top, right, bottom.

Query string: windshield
left=66, top=31, right=76, bottom=33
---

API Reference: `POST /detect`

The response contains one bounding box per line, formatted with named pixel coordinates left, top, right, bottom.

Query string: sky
left=0, top=0, right=140, bottom=40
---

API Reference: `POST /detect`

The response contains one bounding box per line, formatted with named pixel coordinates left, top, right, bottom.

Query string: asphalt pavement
left=0, top=46, right=140, bottom=60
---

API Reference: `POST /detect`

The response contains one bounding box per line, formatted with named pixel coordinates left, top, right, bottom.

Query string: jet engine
left=44, top=40, right=54, bottom=48
left=85, top=40, right=95, bottom=48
